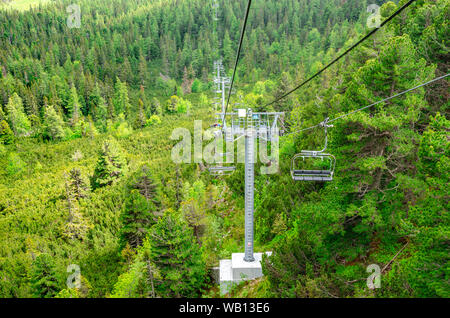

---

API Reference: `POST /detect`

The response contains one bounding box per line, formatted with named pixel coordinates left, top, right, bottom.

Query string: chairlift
left=291, top=118, right=336, bottom=181
left=208, top=152, right=235, bottom=176
left=208, top=165, right=236, bottom=176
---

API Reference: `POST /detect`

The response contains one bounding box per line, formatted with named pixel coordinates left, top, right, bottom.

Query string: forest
left=0, top=0, right=448, bottom=298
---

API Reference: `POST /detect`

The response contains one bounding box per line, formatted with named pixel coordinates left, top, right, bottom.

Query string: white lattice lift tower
left=212, top=0, right=219, bottom=21
left=212, top=60, right=230, bottom=113
left=219, top=109, right=283, bottom=260
left=214, top=108, right=284, bottom=294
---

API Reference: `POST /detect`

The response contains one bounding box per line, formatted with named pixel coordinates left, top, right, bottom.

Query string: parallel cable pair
left=283, top=74, right=450, bottom=136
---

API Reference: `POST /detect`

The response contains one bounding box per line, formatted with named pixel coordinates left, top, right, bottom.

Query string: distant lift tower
left=212, top=0, right=219, bottom=21
left=212, top=60, right=229, bottom=112
left=216, top=108, right=283, bottom=262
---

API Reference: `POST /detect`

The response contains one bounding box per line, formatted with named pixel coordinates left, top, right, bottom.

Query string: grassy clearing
left=0, top=0, right=51, bottom=11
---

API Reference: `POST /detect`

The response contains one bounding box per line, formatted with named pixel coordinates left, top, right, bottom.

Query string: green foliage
left=146, top=115, right=161, bottom=126
left=113, top=78, right=132, bottom=119
left=120, top=165, right=162, bottom=248
left=0, top=0, right=448, bottom=299
left=67, top=168, right=90, bottom=200
left=54, top=288, right=80, bottom=298
left=191, top=79, right=203, bottom=93
left=108, top=114, right=133, bottom=138
left=6, top=93, right=30, bottom=136
left=43, top=106, right=66, bottom=140
left=91, top=137, right=128, bottom=190
left=30, top=254, right=60, bottom=298
left=180, top=180, right=207, bottom=242
left=418, top=113, right=449, bottom=177
left=95, top=97, right=108, bottom=132
left=67, top=86, right=81, bottom=125
left=166, top=95, right=179, bottom=114
left=143, top=209, right=208, bottom=297
left=109, top=261, right=147, bottom=298
left=0, top=120, right=14, bottom=144
left=6, top=152, right=26, bottom=176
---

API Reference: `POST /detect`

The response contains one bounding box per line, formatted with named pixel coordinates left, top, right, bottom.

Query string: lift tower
left=216, top=109, right=283, bottom=262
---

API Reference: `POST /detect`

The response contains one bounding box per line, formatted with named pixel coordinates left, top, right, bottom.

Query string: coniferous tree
left=120, top=165, right=161, bottom=248
left=30, top=254, right=59, bottom=298
left=67, top=86, right=81, bottom=125
left=272, top=72, right=293, bottom=112
left=143, top=209, right=207, bottom=297
left=0, top=120, right=14, bottom=144
left=6, top=93, right=31, bottom=136
left=107, top=97, right=115, bottom=120
left=96, top=96, right=108, bottom=131
left=150, top=97, right=161, bottom=116
left=91, top=137, right=128, bottom=189
left=43, top=105, right=66, bottom=140
left=0, top=106, right=6, bottom=122
left=88, top=83, right=102, bottom=120
left=113, top=78, right=131, bottom=119
left=180, top=180, right=207, bottom=243
left=110, top=260, right=148, bottom=298
left=138, top=55, right=148, bottom=86
left=63, top=173, right=91, bottom=241
left=181, top=66, right=194, bottom=95
left=135, top=99, right=146, bottom=129
left=67, top=168, right=90, bottom=200
left=223, top=31, right=233, bottom=69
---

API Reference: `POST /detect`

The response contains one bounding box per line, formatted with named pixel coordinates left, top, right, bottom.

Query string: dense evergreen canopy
left=0, top=0, right=448, bottom=298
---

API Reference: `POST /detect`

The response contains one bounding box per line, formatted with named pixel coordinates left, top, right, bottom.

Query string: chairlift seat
left=292, top=170, right=333, bottom=181
left=209, top=166, right=236, bottom=176
left=294, top=170, right=332, bottom=175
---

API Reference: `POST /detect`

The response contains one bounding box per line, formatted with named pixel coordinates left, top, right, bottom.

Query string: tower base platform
left=219, top=252, right=271, bottom=295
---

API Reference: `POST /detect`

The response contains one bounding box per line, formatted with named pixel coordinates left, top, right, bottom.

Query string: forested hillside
left=0, top=0, right=448, bottom=298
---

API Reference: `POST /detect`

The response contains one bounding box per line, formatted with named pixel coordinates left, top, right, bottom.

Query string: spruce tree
left=0, top=120, right=14, bottom=144
left=91, top=137, right=128, bottom=189
left=143, top=209, right=207, bottom=297
left=96, top=96, right=108, bottom=131
left=88, top=83, right=102, bottom=120
left=43, top=105, right=66, bottom=140
left=135, top=99, right=146, bottom=129
left=67, top=168, right=90, bottom=200
left=138, top=55, right=148, bottom=86
left=120, top=166, right=161, bottom=248
left=107, top=97, right=115, bottom=120
left=6, top=93, right=31, bottom=136
left=63, top=173, right=91, bottom=241
left=181, top=66, right=193, bottom=95
left=113, top=77, right=131, bottom=119
left=180, top=180, right=207, bottom=243
left=150, top=97, right=161, bottom=116
left=30, top=254, right=60, bottom=298
left=67, top=86, right=81, bottom=125
left=272, top=72, right=293, bottom=112
left=0, top=105, right=6, bottom=122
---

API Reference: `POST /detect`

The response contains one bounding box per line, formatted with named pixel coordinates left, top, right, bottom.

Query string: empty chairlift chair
left=208, top=128, right=235, bottom=176
left=208, top=151, right=236, bottom=176
left=208, top=165, right=236, bottom=176
left=291, top=118, right=336, bottom=182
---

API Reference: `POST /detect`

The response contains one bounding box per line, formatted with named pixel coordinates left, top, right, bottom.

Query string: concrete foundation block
left=219, top=252, right=272, bottom=295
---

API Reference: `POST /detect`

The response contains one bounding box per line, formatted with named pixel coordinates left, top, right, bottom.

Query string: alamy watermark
left=67, top=4, right=81, bottom=29
left=366, top=264, right=381, bottom=289
left=67, top=264, right=81, bottom=289
left=367, top=4, right=381, bottom=29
